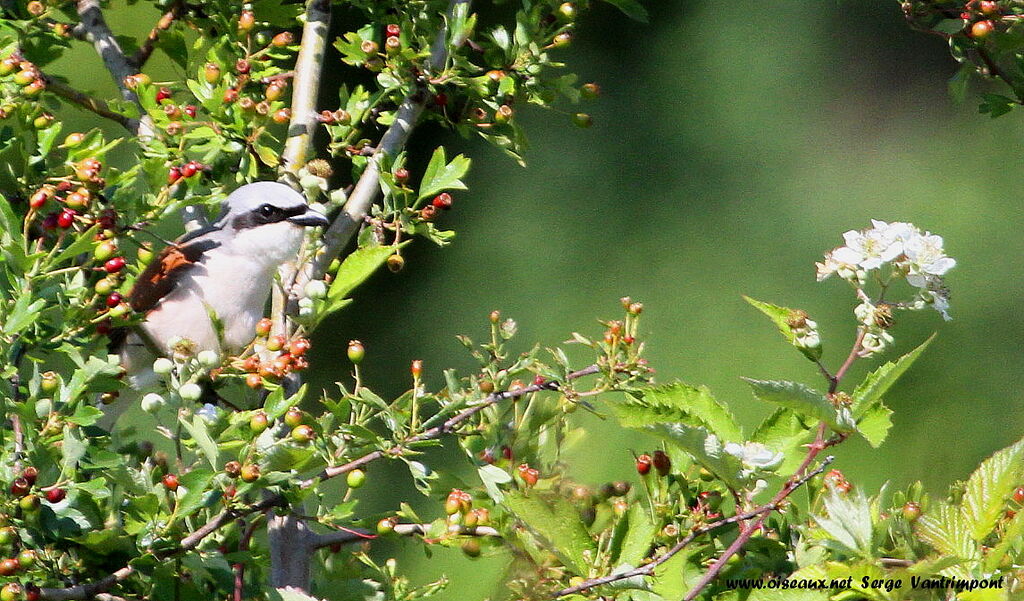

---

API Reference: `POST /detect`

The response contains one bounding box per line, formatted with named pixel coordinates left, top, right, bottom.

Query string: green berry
left=346, top=469, right=366, bottom=488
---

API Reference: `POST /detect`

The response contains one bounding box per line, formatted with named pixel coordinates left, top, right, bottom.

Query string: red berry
left=980, top=1, right=999, bottom=15
left=25, top=583, right=39, bottom=601
left=972, top=20, right=995, bottom=38
left=432, top=192, right=453, bottom=210
left=180, top=162, right=197, bottom=178
left=652, top=450, right=671, bottom=476
left=0, top=559, right=18, bottom=576
left=106, top=292, right=123, bottom=307
left=394, top=168, right=409, bottom=184
left=104, top=257, right=126, bottom=273
left=272, top=108, right=291, bottom=124
left=162, top=473, right=179, bottom=491
left=155, top=87, right=172, bottom=103
left=45, top=488, right=66, bottom=503
left=223, top=88, right=239, bottom=103
left=96, top=319, right=112, bottom=335
left=434, top=92, right=448, bottom=107
left=184, top=105, right=197, bottom=118
left=255, top=317, right=273, bottom=336
left=636, top=454, right=652, bottom=475
left=167, top=166, right=181, bottom=183
left=57, top=209, right=75, bottom=229
left=235, top=59, right=250, bottom=74
left=385, top=24, right=400, bottom=37
left=1014, top=486, right=1024, bottom=504
left=21, top=466, right=37, bottom=486
left=288, top=338, right=310, bottom=357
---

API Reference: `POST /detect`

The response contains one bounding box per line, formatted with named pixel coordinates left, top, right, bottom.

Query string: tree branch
left=38, top=364, right=598, bottom=600
left=552, top=456, right=835, bottom=598
left=42, top=75, right=139, bottom=131
left=75, top=0, right=155, bottom=137
left=280, top=0, right=331, bottom=175
left=310, top=523, right=500, bottom=549
left=286, top=0, right=471, bottom=303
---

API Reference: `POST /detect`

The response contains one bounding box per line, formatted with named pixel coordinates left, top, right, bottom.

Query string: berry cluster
left=635, top=450, right=671, bottom=477
left=0, top=467, right=67, bottom=601
left=237, top=319, right=311, bottom=387
left=166, top=160, right=208, bottom=184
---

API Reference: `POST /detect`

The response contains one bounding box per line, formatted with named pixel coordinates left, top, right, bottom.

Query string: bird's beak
left=287, top=208, right=329, bottom=227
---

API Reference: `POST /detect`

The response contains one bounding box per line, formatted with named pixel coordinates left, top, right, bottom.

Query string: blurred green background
left=52, top=0, right=1024, bottom=596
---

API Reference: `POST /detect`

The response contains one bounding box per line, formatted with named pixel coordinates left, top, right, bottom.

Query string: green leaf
left=504, top=491, right=597, bottom=575
left=417, top=147, right=470, bottom=201
left=916, top=503, right=979, bottom=560
left=601, top=0, right=649, bottom=22
left=851, top=335, right=934, bottom=416
left=174, top=469, right=216, bottom=517
left=328, top=244, right=399, bottom=302
left=743, top=296, right=821, bottom=361
left=960, top=437, right=1024, bottom=541
left=52, top=225, right=100, bottom=265
left=644, top=422, right=743, bottom=490
left=985, top=508, right=1024, bottom=571
left=744, top=296, right=797, bottom=344
left=855, top=401, right=893, bottom=448
left=618, top=383, right=742, bottom=441
left=743, top=379, right=854, bottom=433
left=61, top=425, right=87, bottom=475
left=750, top=408, right=813, bottom=474
left=651, top=550, right=698, bottom=600
left=181, top=415, right=220, bottom=470
left=3, top=294, right=46, bottom=336
left=811, top=489, right=873, bottom=558
left=478, top=465, right=512, bottom=504
left=618, top=503, right=657, bottom=566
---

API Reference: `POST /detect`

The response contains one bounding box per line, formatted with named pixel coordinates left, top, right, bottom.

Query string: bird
left=110, top=181, right=328, bottom=396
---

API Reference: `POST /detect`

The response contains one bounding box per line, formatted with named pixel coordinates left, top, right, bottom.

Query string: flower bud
left=153, top=357, right=174, bottom=376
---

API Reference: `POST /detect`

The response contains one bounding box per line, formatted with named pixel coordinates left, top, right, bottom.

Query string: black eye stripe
left=231, top=204, right=308, bottom=229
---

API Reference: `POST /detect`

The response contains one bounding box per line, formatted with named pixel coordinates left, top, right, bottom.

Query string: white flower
left=858, top=330, right=894, bottom=358
left=724, top=442, right=783, bottom=477
left=197, top=350, right=220, bottom=369
left=904, top=233, right=956, bottom=286
left=832, top=225, right=905, bottom=271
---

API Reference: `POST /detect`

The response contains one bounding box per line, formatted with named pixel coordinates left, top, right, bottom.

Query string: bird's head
left=214, top=181, right=328, bottom=261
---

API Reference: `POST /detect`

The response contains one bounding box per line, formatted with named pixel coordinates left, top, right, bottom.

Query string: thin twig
left=130, top=0, right=185, bottom=68
left=233, top=517, right=262, bottom=601
left=552, top=457, right=835, bottom=598
left=310, top=523, right=500, bottom=549
left=75, top=0, right=155, bottom=137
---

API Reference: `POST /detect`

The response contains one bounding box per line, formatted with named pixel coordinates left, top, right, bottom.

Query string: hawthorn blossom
left=817, top=220, right=957, bottom=331
left=725, top=441, right=783, bottom=478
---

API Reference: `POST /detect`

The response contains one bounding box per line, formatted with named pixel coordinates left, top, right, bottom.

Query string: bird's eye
left=258, top=204, right=276, bottom=217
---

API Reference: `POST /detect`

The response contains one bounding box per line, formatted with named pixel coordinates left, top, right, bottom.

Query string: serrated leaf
left=852, top=335, right=934, bottom=416
left=52, top=225, right=100, bottom=265
left=618, top=503, right=657, bottom=566
left=619, top=383, right=742, bottom=441
left=855, top=401, right=893, bottom=448
left=644, top=422, right=743, bottom=490
left=61, top=425, right=87, bottom=474
left=812, top=489, right=874, bottom=558
left=174, top=469, right=215, bottom=517
left=961, top=437, right=1024, bottom=541
left=916, top=503, right=978, bottom=560
left=504, top=492, right=597, bottom=575
left=744, top=379, right=854, bottom=433
left=985, top=508, right=1024, bottom=571
left=417, top=147, right=470, bottom=200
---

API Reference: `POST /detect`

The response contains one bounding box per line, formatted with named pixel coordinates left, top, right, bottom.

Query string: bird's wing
left=128, top=232, right=221, bottom=313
